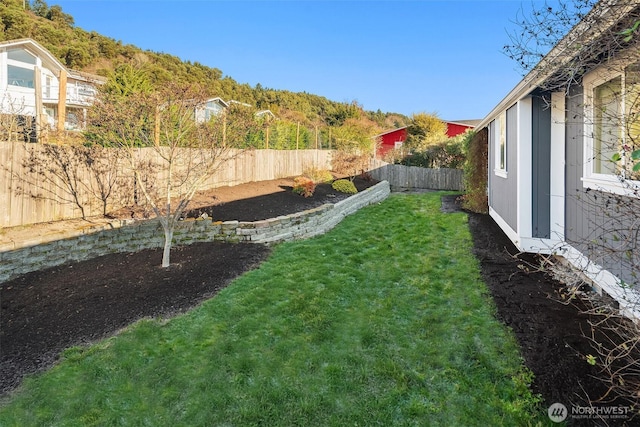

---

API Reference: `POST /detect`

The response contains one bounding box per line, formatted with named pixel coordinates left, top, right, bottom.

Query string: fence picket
left=369, top=159, right=464, bottom=192
left=0, top=144, right=332, bottom=228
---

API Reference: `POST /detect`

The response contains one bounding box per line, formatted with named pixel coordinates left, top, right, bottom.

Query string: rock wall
left=0, top=181, right=390, bottom=283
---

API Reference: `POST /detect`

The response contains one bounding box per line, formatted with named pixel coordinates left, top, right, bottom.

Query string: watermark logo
left=548, top=402, right=631, bottom=423
left=548, top=402, right=568, bottom=423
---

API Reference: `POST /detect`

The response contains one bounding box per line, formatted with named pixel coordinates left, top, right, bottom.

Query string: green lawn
left=0, top=192, right=548, bottom=426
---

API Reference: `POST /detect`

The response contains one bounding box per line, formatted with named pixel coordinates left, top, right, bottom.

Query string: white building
left=0, top=38, right=105, bottom=141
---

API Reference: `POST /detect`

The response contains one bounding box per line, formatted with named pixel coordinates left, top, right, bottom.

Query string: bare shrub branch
left=87, top=82, right=257, bottom=267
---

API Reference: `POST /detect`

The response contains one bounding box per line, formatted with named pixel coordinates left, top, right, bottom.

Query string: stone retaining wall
left=0, top=181, right=390, bottom=283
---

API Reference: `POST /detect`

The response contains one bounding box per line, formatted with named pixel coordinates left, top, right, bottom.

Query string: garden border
left=0, top=181, right=390, bottom=283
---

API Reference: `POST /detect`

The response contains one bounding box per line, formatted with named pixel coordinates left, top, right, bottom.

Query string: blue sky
left=54, top=0, right=546, bottom=121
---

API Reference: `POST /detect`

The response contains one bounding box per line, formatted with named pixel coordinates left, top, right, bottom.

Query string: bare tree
left=87, top=82, right=256, bottom=267
left=0, top=94, right=36, bottom=143
left=504, top=0, right=597, bottom=75
left=81, top=146, right=128, bottom=216
left=20, top=143, right=91, bottom=219
left=16, top=143, right=125, bottom=220
left=330, top=117, right=379, bottom=179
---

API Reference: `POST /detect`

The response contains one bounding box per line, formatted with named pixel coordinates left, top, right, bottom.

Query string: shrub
left=292, top=176, right=316, bottom=197
left=332, top=179, right=357, bottom=194
left=359, top=170, right=373, bottom=181
left=332, top=150, right=371, bottom=177
left=394, top=136, right=466, bottom=169
left=461, top=130, right=488, bottom=214
left=303, top=167, right=334, bottom=184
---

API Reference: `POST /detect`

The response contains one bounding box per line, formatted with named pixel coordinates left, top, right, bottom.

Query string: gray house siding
left=531, top=95, right=551, bottom=239
left=565, top=85, right=586, bottom=248
left=564, top=85, right=639, bottom=287
left=488, top=105, right=518, bottom=232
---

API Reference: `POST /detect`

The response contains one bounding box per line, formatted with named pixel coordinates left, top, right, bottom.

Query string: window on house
left=8, top=48, right=36, bottom=65
left=584, top=62, right=640, bottom=192
left=45, top=75, right=52, bottom=98
left=593, top=76, right=621, bottom=175
left=203, top=101, right=224, bottom=122
left=7, top=65, right=35, bottom=88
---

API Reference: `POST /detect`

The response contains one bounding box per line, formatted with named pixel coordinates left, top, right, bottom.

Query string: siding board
left=489, top=105, right=519, bottom=232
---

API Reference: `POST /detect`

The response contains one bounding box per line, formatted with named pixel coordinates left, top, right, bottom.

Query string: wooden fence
left=0, top=142, right=331, bottom=228
left=369, top=159, right=464, bottom=192
left=1, top=143, right=465, bottom=229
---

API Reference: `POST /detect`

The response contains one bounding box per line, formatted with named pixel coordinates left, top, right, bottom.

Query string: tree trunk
left=161, top=224, right=174, bottom=268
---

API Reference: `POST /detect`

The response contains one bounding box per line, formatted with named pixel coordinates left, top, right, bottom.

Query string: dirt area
left=111, top=176, right=371, bottom=222
left=0, top=181, right=634, bottom=424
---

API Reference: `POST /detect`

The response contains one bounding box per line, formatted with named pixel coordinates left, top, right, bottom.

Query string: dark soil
left=449, top=195, right=636, bottom=426
left=0, top=182, right=633, bottom=424
left=112, top=177, right=373, bottom=223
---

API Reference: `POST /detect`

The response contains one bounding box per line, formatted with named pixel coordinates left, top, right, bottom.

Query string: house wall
left=565, top=85, right=587, bottom=249
left=378, top=128, right=406, bottom=157
left=1, top=41, right=102, bottom=137
left=0, top=48, right=41, bottom=116
left=564, top=85, right=640, bottom=289
left=489, top=105, right=518, bottom=232
left=445, top=122, right=473, bottom=138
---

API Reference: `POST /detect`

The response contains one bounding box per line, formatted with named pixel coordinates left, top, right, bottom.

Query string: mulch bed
left=0, top=182, right=635, bottom=425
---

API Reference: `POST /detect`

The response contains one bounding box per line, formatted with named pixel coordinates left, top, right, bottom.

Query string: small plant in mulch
left=332, top=179, right=357, bottom=194
left=292, top=176, right=316, bottom=197
left=303, top=167, right=334, bottom=184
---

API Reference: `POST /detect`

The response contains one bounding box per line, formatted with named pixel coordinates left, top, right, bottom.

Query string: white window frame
left=583, top=63, right=640, bottom=196
left=494, top=111, right=507, bottom=178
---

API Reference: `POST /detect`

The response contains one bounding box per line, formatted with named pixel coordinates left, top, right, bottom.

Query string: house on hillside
left=376, top=119, right=478, bottom=158
left=195, top=97, right=229, bottom=122
left=476, top=0, right=640, bottom=316
left=195, top=98, right=276, bottom=124
left=0, top=38, right=105, bottom=141
left=255, top=109, right=276, bottom=120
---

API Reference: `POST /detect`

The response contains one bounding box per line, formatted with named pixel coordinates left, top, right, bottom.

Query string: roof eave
left=477, top=0, right=639, bottom=129
left=0, top=38, right=66, bottom=73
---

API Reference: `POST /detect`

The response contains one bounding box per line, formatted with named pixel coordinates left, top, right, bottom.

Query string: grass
left=0, top=192, right=547, bottom=426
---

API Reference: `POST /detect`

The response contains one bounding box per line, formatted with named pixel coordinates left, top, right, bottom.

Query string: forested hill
left=0, top=0, right=408, bottom=130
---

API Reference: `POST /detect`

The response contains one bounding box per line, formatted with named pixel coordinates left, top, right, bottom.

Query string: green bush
left=395, top=137, right=465, bottom=169
left=332, top=179, right=357, bottom=194
left=461, top=130, right=488, bottom=214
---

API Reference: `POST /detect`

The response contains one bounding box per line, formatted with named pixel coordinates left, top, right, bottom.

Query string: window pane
left=594, top=76, right=621, bottom=174
left=625, top=63, right=640, bottom=179
left=8, top=48, right=36, bottom=65
left=7, top=65, right=35, bottom=88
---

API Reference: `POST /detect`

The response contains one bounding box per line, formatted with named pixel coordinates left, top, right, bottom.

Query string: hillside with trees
left=0, top=0, right=409, bottom=147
